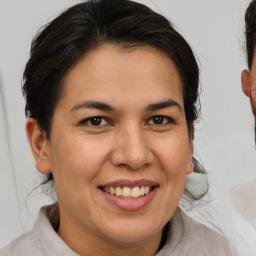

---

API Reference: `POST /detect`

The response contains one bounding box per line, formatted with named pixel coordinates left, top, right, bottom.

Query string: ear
left=241, top=69, right=252, bottom=97
left=26, top=118, right=51, bottom=174
left=186, top=143, right=194, bottom=175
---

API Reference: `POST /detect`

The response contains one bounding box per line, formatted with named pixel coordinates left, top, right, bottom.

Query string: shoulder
left=0, top=204, right=58, bottom=256
left=180, top=209, right=232, bottom=244
left=157, top=208, right=237, bottom=256
left=185, top=186, right=256, bottom=256
left=230, top=181, right=256, bottom=228
left=0, top=203, right=78, bottom=256
left=230, top=181, right=256, bottom=202
left=0, top=230, right=46, bottom=256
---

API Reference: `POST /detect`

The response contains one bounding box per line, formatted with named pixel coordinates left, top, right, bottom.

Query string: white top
left=0, top=203, right=236, bottom=256
left=230, top=181, right=256, bottom=228
left=185, top=179, right=256, bottom=256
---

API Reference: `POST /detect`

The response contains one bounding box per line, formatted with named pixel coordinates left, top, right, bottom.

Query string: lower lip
left=99, top=187, right=158, bottom=211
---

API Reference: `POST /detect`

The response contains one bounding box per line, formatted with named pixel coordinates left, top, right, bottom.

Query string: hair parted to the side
left=244, top=0, right=256, bottom=146
left=23, top=0, right=207, bottom=200
left=245, top=0, right=256, bottom=69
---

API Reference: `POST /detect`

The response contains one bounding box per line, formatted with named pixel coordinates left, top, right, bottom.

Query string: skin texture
left=26, top=44, right=193, bottom=256
left=241, top=57, right=256, bottom=117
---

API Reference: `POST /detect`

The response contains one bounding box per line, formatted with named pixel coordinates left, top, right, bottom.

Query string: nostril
left=110, top=139, right=153, bottom=170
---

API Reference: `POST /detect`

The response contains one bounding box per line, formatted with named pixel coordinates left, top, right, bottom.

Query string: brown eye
left=83, top=116, right=109, bottom=127
left=89, top=117, right=103, bottom=126
left=152, top=116, right=164, bottom=124
left=148, top=116, right=172, bottom=125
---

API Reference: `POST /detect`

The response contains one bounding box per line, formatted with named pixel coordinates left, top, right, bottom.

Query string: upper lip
left=99, top=179, right=159, bottom=188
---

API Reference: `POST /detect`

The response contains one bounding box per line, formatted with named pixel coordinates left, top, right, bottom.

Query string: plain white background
left=0, top=0, right=255, bottom=247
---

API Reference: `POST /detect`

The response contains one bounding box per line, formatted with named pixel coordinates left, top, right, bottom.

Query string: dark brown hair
left=245, top=0, right=256, bottom=69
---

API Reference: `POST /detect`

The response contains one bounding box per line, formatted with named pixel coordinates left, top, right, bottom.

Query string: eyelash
left=80, top=115, right=176, bottom=127
left=80, top=116, right=111, bottom=127
left=147, top=115, right=176, bottom=126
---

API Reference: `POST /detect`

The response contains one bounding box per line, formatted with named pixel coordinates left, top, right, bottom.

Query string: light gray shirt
left=185, top=180, right=256, bottom=256
left=0, top=204, right=237, bottom=256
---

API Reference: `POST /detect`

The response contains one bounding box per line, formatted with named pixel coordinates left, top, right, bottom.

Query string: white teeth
left=140, top=186, right=145, bottom=196
left=116, top=186, right=122, bottom=196
left=103, top=185, right=152, bottom=198
left=131, top=187, right=140, bottom=197
left=123, top=187, right=132, bottom=197
left=110, top=187, right=115, bottom=195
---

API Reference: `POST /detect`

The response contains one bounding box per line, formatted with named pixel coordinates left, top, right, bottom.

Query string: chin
left=100, top=217, right=164, bottom=245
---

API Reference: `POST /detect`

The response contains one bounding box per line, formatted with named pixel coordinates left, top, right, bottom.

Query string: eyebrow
left=70, top=99, right=182, bottom=113
left=146, top=99, right=182, bottom=112
left=70, top=101, right=114, bottom=112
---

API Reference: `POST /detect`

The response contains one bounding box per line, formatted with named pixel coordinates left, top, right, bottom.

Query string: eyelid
left=79, top=116, right=112, bottom=127
left=146, top=115, right=176, bottom=125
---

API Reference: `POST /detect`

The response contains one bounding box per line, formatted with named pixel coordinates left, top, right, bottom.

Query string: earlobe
left=187, top=161, right=194, bottom=175
left=26, top=118, right=51, bottom=174
left=241, top=69, right=252, bottom=97
left=187, top=144, right=193, bottom=175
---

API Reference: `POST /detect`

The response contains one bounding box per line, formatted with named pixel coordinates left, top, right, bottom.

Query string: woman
left=0, top=0, right=236, bottom=255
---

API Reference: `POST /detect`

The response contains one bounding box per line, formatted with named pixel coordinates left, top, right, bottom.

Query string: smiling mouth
left=99, top=186, right=156, bottom=199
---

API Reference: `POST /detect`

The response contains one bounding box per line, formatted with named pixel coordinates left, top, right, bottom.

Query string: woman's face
left=34, top=44, right=193, bottom=250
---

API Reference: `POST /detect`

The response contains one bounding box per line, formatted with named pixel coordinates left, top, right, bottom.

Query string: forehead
left=58, top=44, right=183, bottom=109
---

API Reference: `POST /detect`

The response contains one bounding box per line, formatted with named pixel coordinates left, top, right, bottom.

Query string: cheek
left=49, top=136, right=109, bottom=183
left=158, top=134, right=190, bottom=163
left=251, top=98, right=256, bottom=116
left=156, top=136, right=190, bottom=183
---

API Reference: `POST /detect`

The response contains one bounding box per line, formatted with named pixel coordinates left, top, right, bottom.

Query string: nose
left=110, top=125, right=153, bottom=170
